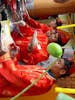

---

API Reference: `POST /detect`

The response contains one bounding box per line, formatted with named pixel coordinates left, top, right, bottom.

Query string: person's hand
left=9, top=44, right=20, bottom=59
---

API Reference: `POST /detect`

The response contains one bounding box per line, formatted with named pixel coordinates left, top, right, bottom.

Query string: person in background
left=56, top=17, right=63, bottom=26
left=46, top=29, right=58, bottom=43
left=50, top=58, right=74, bottom=78
left=48, top=16, right=71, bottom=45
left=37, top=57, right=74, bottom=78
left=48, top=15, right=63, bottom=28
left=47, top=16, right=71, bottom=45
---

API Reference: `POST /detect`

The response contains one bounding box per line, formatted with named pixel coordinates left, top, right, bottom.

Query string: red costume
left=24, top=16, right=53, bottom=33
left=0, top=52, right=55, bottom=97
left=12, top=24, right=49, bottom=64
left=57, top=29, right=71, bottom=46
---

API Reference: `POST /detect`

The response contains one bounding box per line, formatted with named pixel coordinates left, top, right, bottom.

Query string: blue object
left=56, top=93, right=74, bottom=100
